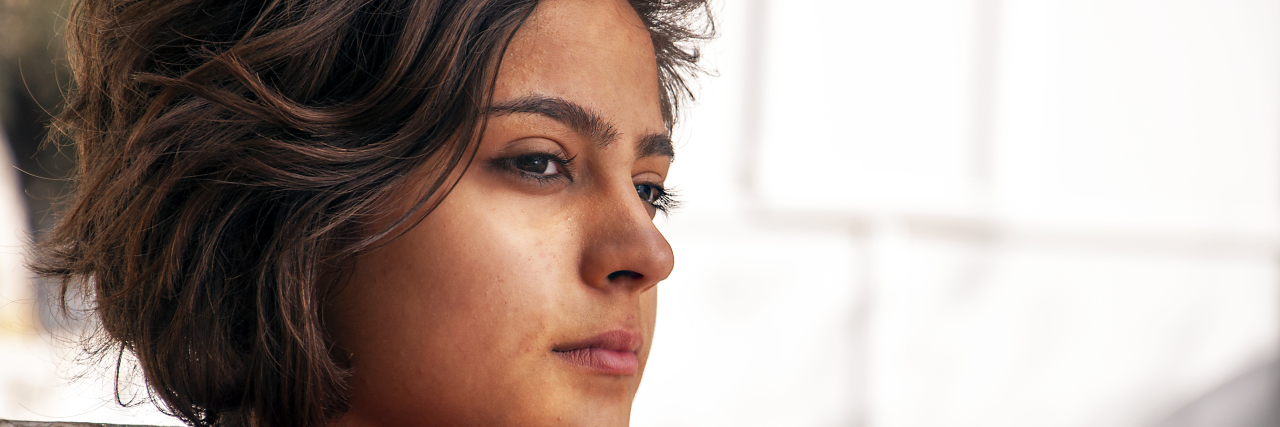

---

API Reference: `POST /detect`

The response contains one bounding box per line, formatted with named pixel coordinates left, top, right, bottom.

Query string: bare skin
left=327, top=0, right=674, bottom=425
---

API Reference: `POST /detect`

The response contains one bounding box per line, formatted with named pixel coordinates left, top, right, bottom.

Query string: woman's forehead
left=494, top=0, right=665, bottom=136
left=517, top=0, right=650, bottom=43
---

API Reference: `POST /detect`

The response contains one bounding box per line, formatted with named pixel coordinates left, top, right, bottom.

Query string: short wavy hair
left=30, top=0, right=712, bottom=426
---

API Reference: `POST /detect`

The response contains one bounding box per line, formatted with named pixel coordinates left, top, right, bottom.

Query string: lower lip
left=554, top=348, right=639, bottom=375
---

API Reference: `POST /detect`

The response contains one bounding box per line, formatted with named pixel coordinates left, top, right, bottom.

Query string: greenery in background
left=0, top=0, right=75, bottom=235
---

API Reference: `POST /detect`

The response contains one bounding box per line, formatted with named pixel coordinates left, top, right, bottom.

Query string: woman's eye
left=513, top=154, right=560, bottom=176
left=635, top=183, right=679, bottom=214
left=491, top=151, right=575, bottom=184
left=635, top=183, right=663, bottom=204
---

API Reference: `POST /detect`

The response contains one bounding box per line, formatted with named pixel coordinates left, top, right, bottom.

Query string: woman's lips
left=552, top=329, right=641, bottom=376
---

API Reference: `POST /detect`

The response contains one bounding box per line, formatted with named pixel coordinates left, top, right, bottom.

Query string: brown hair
left=30, top=0, right=711, bottom=426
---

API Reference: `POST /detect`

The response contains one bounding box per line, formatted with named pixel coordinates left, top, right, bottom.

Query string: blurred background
left=1, top=0, right=1277, bottom=426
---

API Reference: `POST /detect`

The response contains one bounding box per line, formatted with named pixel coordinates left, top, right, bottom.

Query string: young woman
left=32, top=0, right=711, bottom=426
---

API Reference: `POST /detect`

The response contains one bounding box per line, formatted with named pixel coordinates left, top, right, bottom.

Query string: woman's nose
left=578, top=183, right=674, bottom=293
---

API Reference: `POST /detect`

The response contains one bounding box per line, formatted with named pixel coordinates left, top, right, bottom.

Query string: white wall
left=634, top=1, right=1280, bottom=426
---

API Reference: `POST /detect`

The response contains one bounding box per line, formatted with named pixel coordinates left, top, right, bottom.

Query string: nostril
left=607, top=270, right=643, bottom=281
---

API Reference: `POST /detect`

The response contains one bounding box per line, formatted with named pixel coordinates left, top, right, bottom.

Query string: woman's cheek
left=424, top=182, right=584, bottom=326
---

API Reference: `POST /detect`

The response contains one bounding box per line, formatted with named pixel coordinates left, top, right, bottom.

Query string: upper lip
left=552, top=329, right=642, bottom=354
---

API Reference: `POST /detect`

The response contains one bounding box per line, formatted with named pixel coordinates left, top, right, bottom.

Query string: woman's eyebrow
left=489, top=95, right=619, bottom=147
left=635, top=133, right=675, bottom=160
left=488, top=95, right=674, bottom=160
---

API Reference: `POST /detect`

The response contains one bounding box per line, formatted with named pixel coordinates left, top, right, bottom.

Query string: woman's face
left=327, top=0, right=674, bottom=426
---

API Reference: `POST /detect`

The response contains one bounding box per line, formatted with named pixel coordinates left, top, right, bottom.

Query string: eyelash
left=641, top=184, right=680, bottom=215
left=492, top=151, right=577, bottom=184
left=492, top=151, right=680, bottom=214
